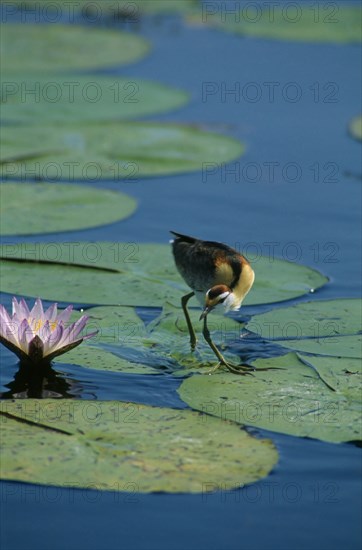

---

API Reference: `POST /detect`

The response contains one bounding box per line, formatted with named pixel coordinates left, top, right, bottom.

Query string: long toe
left=205, top=361, right=254, bottom=376
left=223, top=362, right=255, bottom=375
left=227, top=365, right=254, bottom=376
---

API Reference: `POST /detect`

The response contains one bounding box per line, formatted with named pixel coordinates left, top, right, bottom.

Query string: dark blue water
left=1, top=432, right=361, bottom=550
left=1, top=2, right=361, bottom=549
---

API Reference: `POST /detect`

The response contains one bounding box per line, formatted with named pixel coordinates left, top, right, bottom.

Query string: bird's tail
left=170, top=231, right=197, bottom=243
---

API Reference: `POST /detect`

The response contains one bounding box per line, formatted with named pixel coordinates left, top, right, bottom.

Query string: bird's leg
left=202, top=317, right=253, bottom=375
left=181, top=292, right=197, bottom=351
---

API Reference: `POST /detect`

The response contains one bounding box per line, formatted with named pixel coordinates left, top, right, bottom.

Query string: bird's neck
left=232, top=263, right=255, bottom=308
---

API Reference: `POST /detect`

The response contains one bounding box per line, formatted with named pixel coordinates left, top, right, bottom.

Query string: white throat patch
left=222, top=292, right=237, bottom=312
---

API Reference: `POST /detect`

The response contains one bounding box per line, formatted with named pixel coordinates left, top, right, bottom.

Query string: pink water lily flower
left=0, top=297, right=98, bottom=364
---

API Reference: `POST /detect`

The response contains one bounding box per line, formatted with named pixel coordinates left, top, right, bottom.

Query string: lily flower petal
left=69, top=315, right=89, bottom=340
left=57, top=305, right=73, bottom=324
left=13, top=297, right=30, bottom=319
left=43, top=322, right=64, bottom=356
left=56, top=316, right=89, bottom=350
left=40, top=320, right=52, bottom=344
left=82, top=330, right=99, bottom=342
left=0, top=304, right=12, bottom=330
left=56, top=322, right=78, bottom=350
left=44, top=303, right=58, bottom=322
left=0, top=297, right=98, bottom=365
left=18, top=298, right=31, bottom=319
left=5, top=322, right=20, bottom=347
left=29, top=297, right=45, bottom=322
left=18, top=319, right=33, bottom=354
left=11, top=297, right=21, bottom=318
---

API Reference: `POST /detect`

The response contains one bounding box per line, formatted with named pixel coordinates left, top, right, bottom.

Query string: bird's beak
left=200, top=306, right=211, bottom=321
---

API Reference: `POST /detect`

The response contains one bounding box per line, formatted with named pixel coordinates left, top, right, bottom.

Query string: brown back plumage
left=170, top=231, right=251, bottom=296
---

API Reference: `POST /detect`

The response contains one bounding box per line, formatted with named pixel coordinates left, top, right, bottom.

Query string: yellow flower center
left=31, top=319, right=58, bottom=333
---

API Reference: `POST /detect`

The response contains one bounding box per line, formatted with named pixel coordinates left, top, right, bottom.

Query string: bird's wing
left=171, top=233, right=244, bottom=291
left=213, top=252, right=242, bottom=288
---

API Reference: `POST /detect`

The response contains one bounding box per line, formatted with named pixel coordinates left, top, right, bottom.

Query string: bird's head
left=199, top=284, right=235, bottom=320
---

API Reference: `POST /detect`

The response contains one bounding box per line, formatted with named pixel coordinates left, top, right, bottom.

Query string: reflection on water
left=0, top=357, right=188, bottom=408
left=0, top=361, right=84, bottom=399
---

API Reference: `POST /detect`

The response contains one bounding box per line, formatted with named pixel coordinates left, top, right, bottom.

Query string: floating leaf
left=1, top=74, right=188, bottom=124
left=13, top=0, right=197, bottom=16
left=245, top=257, right=328, bottom=305
left=0, top=242, right=327, bottom=306
left=74, top=305, right=147, bottom=346
left=248, top=298, right=361, bottom=338
left=192, top=5, right=362, bottom=43
left=141, top=303, right=245, bottom=373
left=178, top=353, right=362, bottom=443
left=1, top=24, right=149, bottom=72
left=0, top=140, right=63, bottom=164
left=349, top=115, right=362, bottom=141
left=0, top=399, right=278, bottom=493
left=54, top=345, right=157, bottom=375
left=126, top=0, right=198, bottom=14
left=246, top=299, right=362, bottom=357
left=80, top=303, right=243, bottom=374
left=298, top=354, right=362, bottom=402
left=54, top=306, right=158, bottom=374
left=0, top=122, right=244, bottom=180
left=0, top=182, right=137, bottom=235
left=282, top=335, right=362, bottom=359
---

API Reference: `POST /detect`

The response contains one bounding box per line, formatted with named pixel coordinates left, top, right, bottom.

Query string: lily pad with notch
left=0, top=399, right=278, bottom=493
left=178, top=352, right=362, bottom=443
left=0, top=242, right=328, bottom=307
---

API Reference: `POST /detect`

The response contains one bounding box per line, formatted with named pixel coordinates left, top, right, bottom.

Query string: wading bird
left=170, top=231, right=255, bottom=374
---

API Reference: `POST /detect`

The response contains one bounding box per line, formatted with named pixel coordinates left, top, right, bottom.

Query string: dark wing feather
left=171, top=233, right=243, bottom=291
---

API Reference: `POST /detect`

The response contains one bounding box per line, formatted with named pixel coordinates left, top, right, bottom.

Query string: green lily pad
left=54, top=345, right=157, bottom=375
left=0, top=182, right=137, bottom=235
left=0, top=122, right=244, bottom=180
left=55, top=306, right=158, bottom=374
left=178, top=353, right=362, bottom=443
left=192, top=5, right=361, bottom=43
left=1, top=74, right=188, bottom=124
left=298, top=354, right=362, bottom=401
left=73, top=305, right=147, bottom=346
left=142, top=303, right=244, bottom=372
left=14, top=0, right=197, bottom=16
left=81, top=303, right=243, bottom=374
left=244, top=257, right=328, bottom=305
left=246, top=299, right=362, bottom=357
left=126, top=0, right=198, bottom=14
left=1, top=24, right=149, bottom=72
left=349, top=115, right=362, bottom=141
left=282, top=335, right=362, bottom=359
left=247, top=299, right=361, bottom=339
left=0, top=242, right=327, bottom=307
left=0, top=399, right=278, bottom=493
left=0, top=140, right=63, bottom=164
